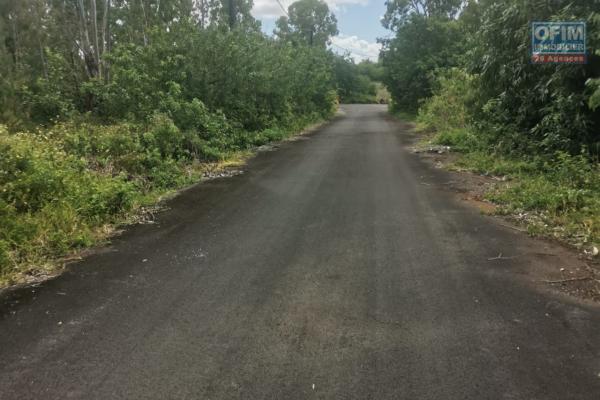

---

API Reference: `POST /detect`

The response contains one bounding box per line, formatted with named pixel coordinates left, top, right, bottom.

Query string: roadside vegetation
left=381, top=0, right=600, bottom=250
left=334, top=58, right=388, bottom=103
left=0, top=0, right=379, bottom=285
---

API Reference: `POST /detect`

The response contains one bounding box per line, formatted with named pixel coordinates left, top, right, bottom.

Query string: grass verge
left=388, top=103, right=417, bottom=123
left=420, top=127, right=599, bottom=251
left=0, top=116, right=327, bottom=287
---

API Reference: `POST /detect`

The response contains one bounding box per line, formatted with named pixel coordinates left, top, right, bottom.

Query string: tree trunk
left=101, top=0, right=111, bottom=82
left=39, top=39, right=48, bottom=80
left=77, top=0, right=98, bottom=78
left=140, top=0, right=148, bottom=46
left=91, top=0, right=101, bottom=77
left=228, top=0, right=235, bottom=29
left=9, top=13, right=19, bottom=68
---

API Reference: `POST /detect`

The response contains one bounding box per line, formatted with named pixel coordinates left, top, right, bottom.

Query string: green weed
left=455, top=151, right=600, bottom=246
left=0, top=113, right=322, bottom=285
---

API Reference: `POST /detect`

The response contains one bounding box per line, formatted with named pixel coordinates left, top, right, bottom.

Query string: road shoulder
left=389, top=115, right=600, bottom=304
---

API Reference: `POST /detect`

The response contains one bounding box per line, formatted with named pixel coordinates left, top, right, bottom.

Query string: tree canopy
left=380, top=0, right=600, bottom=155
left=275, top=0, right=338, bottom=47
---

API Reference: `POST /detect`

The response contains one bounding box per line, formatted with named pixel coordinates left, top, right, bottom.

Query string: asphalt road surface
left=1, top=105, right=599, bottom=399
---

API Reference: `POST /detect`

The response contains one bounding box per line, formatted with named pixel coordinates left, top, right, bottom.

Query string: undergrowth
left=411, top=67, right=600, bottom=249
left=389, top=103, right=417, bottom=123
left=0, top=114, right=322, bottom=286
left=419, top=127, right=600, bottom=249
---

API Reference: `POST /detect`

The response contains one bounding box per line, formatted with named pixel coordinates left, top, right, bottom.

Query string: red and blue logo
left=531, top=22, right=586, bottom=64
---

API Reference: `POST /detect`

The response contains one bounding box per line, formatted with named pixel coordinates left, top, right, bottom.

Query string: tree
left=382, top=0, right=463, bottom=30
left=380, top=0, right=600, bottom=155
left=0, top=0, right=337, bottom=128
left=380, top=14, right=463, bottom=111
left=274, top=0, right=338, bottom=47
left=333, top=56, right=378, bottom=103
left=466, top=0, right=600, bottom=154
left=356, top=60, right=384, bottom=82
left=214, top=0, right=260, bottom=31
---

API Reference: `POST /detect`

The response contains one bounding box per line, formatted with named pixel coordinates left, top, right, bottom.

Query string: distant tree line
left=333, top=58, right=386, bottom=103
left=0, top=0, right=384, bottom=130
left=0, top=0, right=339, bottom=130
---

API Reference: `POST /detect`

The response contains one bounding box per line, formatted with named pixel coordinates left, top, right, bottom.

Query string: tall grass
left=415, top=69, right=600, bottom=248
left=0, top=114, right=321, bottom=285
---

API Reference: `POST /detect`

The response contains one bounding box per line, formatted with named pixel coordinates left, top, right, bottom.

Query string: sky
left=251, top=0, right=390, bottom=62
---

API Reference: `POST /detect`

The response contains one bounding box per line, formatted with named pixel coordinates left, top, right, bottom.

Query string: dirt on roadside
left=402, top=125, right=600, bottom=303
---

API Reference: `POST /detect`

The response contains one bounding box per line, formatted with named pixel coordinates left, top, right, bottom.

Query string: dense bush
left=0, top=1, right=343, bottom=133
left=0, top=0, right=356, bottom=282
left=385, top=1, right=600, bottom=246
left=0, top=124, right=137, bottom=276
left=470, top=1, right=600, bottom=156
left=333, top=57, right=379, bottom=103
left=416, top=68, right=478, bottom=133
left=0, top=106, right=317, bottom=281
left=80, top=27, right=337, bottom=131
left=380, top=14, right=464, bottom=112
left=383, top=0, right=600, bottom=157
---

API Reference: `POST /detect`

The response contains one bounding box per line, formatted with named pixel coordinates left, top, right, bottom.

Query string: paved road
left=1, top=105, right=599, bottom=399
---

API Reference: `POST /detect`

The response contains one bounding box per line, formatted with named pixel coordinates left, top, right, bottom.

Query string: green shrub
left=261, top=128, right=287, bottom=142
left=470, top=2, right=600, bottom=156
left=0, top=122, right=170, bottom=280
left=381, top=15, right=465, bottom=113
left=143, top=114, right=185, bottom=159
left=455, top=150, right=600, bottom=245
left=199, top=145, right=226, bottom=162
left=432, top=129, right=478, bottom=152
left=417, top=68, right=478, bottom=133
left=0, top=131, right=67, bottom=213
left=455, top=152, right=537, bottom=176
left=77, top=176, right=136, bottom=220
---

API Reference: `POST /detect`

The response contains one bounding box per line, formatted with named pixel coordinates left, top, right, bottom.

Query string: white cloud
left=252, top=0, right=369, bottom=19
left=330, top=34, right=381, bottom=62
left=252, top=0, right=285, bottom=19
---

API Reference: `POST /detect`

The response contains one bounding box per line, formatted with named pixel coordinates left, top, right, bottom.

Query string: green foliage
left=587, top=78, right=600, bottom=111
left=417, top=68, right=479, bottom=133
left=275, top=0, right=338, bottom=47
left=144, top=113, right=186, bottom=159
left=333, top=56, right=378, bottom=103
left=383, top=0, right=600, bottom=156
left=0, top=0, right=341, bottom=283
left=459, top=152, right=600, bottom=245
left=382, top=0, right=463, bottom=29
left=79, top=27, right=336, bottom=132
left=431, top=129, right=479, bottom=153
left=356, top=60, right=385, bottom=82
left=22, top=50, right=77, bottom=123
left=454, top=151, right=537, bottom=176
left=0, top=124, right=136, bottom=279
left=468, top=1, right=600, bottom=156
left=385, top=1, right=600, bottom=246
left=1, top=3, right=337, bottom=132
left=380, top=14, right=465, bottom=112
